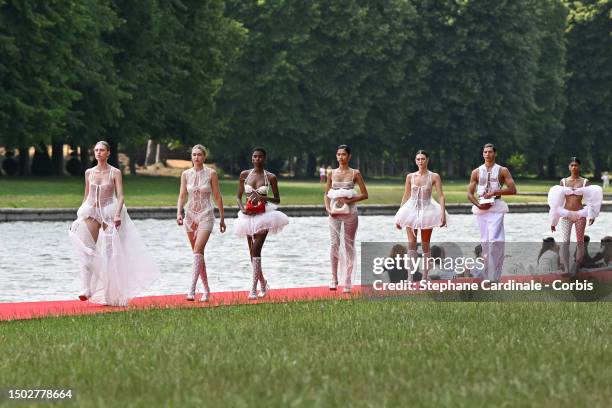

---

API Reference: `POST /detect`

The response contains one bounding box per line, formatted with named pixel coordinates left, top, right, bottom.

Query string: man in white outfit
left=467, top=144, right=517, bottom=282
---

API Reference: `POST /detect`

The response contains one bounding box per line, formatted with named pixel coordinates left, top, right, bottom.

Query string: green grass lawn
left=0, top=176, right=578, bottom=208
left=1, top=300, right=610, bottom=407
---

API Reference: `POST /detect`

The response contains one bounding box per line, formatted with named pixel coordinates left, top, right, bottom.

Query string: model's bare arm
left=433, top=173, right=447, bottom=226
left=400, top=173, right=411, bottom=206
left=467, top=169, right=480, bottom=206
left=267, top=173, right=281, bottom=204
left=113, top=169, right=125, bottom=227
left=324, top=172, right=333, bottom=214
left=494, top=167, right=517, bottom=196
left=210, top=171, right=226, bottom=232
left=177, top=171, right=187, bottom=225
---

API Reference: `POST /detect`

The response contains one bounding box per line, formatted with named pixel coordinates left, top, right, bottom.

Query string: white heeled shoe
left=329, top=280, right=338, bottom=291
left=258, top=280, right=269, bottom=298
left=186, top=291, right=195, bottom=301
left=248, top=289, right=257, bottom=300
left=200, top=290, right=209, bottom=302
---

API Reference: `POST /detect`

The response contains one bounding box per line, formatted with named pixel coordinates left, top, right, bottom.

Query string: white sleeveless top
left=477, top=164, right=502, bottom=196
left=472, top=163, right=509, bottom=214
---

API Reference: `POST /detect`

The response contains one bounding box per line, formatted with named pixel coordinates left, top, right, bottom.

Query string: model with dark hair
left=547, top=157, right=603, bottom=275
left=394, top=150, right=447, bottom=281
left=235, top=147, right=289, bottom=299
left=467, top=143, right=517, bottom=282
left=324, top=145, right=368, bottom=292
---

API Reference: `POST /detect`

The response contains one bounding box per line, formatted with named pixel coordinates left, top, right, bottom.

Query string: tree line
left=0, top=0, right=610, bottom=179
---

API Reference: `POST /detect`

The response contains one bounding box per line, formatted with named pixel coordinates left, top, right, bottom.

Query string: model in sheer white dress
left=177, top=145, right=226, bottom=302
left=394, top=150, right=447, bottom=281
left=69, top=141, right=160, bottom=306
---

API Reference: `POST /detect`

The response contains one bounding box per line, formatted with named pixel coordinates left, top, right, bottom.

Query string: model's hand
left=588, top=218, right=594, bottom=226
left=396, top=223, right=402, bottom=230
left=219, top=219, right=226, bottom=233
left=255, top=192, right=268, bottom=203
left=177, top=214, right=183, bottom=226
left=250, top=192, right=267, bottom=205
left=114, top=215, right=122, bottom=228
left=551, top=225, right=556, bottom=232
left=242, top=208, right=252, bottom=215
left=440, top=216, right=447, bottom=228
left=335, top=197, right=347, bottom=205
left=482, top=192, right=495, bottom=199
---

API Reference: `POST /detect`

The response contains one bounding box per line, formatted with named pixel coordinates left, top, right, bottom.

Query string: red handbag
left=245, top=197, right=266, bottom=214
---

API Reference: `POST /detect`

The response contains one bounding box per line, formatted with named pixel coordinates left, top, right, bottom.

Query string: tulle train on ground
left=68, top=202, right=160, bottom=306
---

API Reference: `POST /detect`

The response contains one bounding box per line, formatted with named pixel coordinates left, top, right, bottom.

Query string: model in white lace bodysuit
left=394, top=150, right=447, bottom=281
left=68, top=141, right=160, bottom=306
left=177, top=145, right=226, bottom=302
left=235, top=148, right=289, bottom=300
left=324, top=145, right=368, bottom=293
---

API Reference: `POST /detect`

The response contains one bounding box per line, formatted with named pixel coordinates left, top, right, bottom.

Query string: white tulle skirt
left=234, top=203, right=289, bottom=236
left=547, top=185, right=603, bottom=226
left=395, top=198, right=448, bottom=229
left=68, top=202, right=160, bottom=306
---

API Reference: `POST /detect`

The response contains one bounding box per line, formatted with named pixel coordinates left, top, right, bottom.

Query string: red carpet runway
left=0, top=286, right=362, bottom=322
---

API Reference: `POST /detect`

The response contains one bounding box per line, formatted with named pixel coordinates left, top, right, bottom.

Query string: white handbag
left=330, top=199, right=350, bottom=215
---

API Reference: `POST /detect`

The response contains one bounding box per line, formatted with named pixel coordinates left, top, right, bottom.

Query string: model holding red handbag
left=235, top=147, right=289, bottom=299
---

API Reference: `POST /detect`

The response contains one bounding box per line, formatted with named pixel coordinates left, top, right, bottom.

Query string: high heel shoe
left=200, top=290, right=209, bottom=302
left=258, top=280, right=269, bottom=298
left=186, top=291, right=195, bottom=301
left=248, top=289, right=257, bottom=300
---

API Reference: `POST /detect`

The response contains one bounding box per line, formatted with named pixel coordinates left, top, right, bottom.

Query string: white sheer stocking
left=199, top=254, right=209, bottom=293
left=329, top=211, right=359, bottom=287
left=558, top=217, right=586, bottom=275
left=250, top=257, right=262, bottom=295
left=189, top=253, right=204, bottom=297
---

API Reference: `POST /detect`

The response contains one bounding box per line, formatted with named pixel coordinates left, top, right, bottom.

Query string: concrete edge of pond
left=2, top=202, right=611, bottom=222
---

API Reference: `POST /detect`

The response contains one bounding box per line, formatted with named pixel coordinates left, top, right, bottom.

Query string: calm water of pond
left=0, top=213, right=609, bottom=302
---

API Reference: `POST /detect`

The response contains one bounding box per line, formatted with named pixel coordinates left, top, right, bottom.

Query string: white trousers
left=329, top=210, right=359, bottom=286
left=476, top=211, right=505, bottom=281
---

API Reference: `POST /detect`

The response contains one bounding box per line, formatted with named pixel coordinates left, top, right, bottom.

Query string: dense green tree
left=1, top=0, right=609, bottom=180
left=66, top=0, right=125, bottom=174
left=526, top=0, right=568, bottom=178
left=0, top=0, right=84, bottom=174
left=564, top=0, right=612, bottom=179
left=411, top=0, right=543, bottom=177
left=106, top=0, right=245, bottom=172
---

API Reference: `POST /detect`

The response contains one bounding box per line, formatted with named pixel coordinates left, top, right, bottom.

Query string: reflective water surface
left=0, top=213, right=609, bottom=302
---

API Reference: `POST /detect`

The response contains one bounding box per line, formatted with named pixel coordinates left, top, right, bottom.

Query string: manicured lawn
left=0, top=300, right=610, bottom=406
left=0, top=176, right=567, bottom=208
